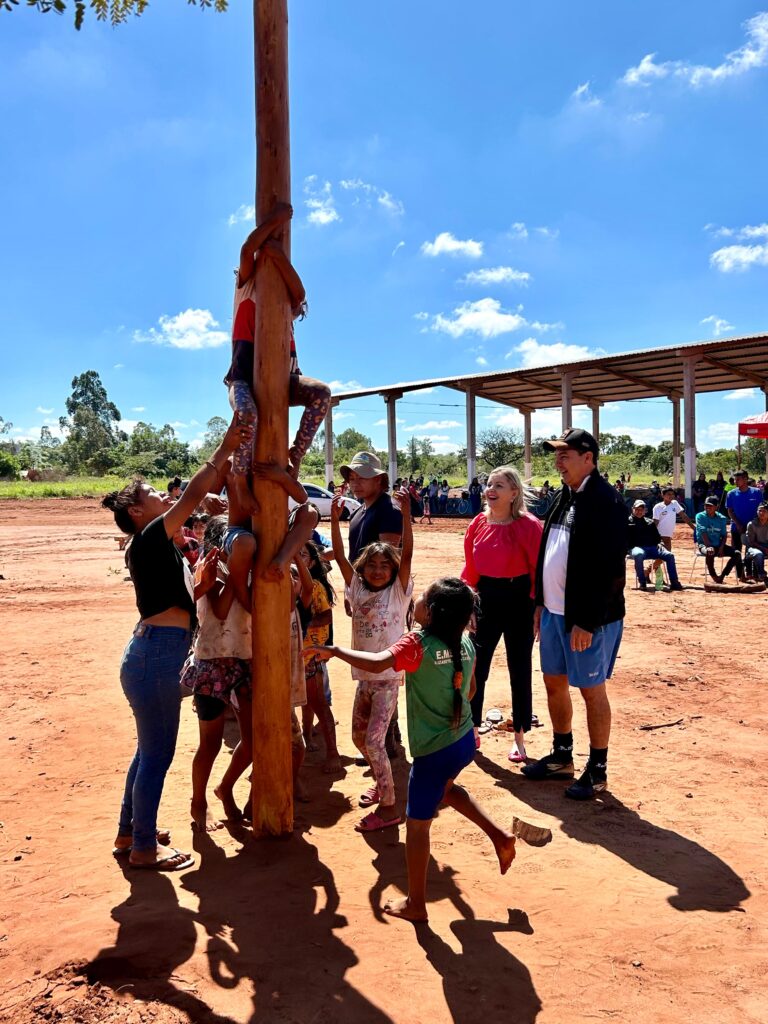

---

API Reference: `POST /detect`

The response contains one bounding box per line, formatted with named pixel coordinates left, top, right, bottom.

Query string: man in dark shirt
left=342, top=451, right=403, bottom=561
left=627, top=499, right=684, bottom=592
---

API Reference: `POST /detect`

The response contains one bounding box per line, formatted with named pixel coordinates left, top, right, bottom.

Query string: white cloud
left=700, top=314, right=735, bottom=336
left=113, top=363, right=124, bottom=370
left=189, top=419, right=199, bottom=427
left=508, top=337, right=604, bottom=367
left=134, top=307, right=228, bottom=348
left=36, top=406, right=54, bottom=415
left=701, top=421, right=738, bottom=446
left=339, top=178, right=405, bottom=216
left=373, top=417, right=406, bottom=427
left=333, top=411, right=356, bottom=421
left=392, top=241, right=405, bottom=256
left=710, top=243, right=768, bottom=272
left=571, top=81, right=602, bottom=108
left=723, top=388, right=758, bottom=401
left=529, top=319, right=565, bottom=333
left=705, top=222, right=768, bottom=240
left=189, top=438, right=204, bottom=451
left=417, top=438, right=460, bottom=454
left=402, top=420, right=461, bottom=431
left=413, top=311, right=430, bottom=321
left=622, top=12, right=768, bottom=88
left=607, top=424, right=673, bottom=445
left=476, top=356, right=489, bottom=366
left=303, top=175, right=340, bottom=226
left=328, top=379, right=363, bottom=394
left=228, top=203, right=255, bottom=227
left=535, top=226, right=560, bottom=239
left=431, top=298, right=526, bottom=339
left=131, top=406, right=146, bottom=412
left=461, top=266, right=531, bottom=286
left=508, top=222, right=528, bottom=240
left=169, top=421, right=188, bottom=429
left=421, top=231, right=483, bottom=259
left=133, top=308, right=229, bottom=350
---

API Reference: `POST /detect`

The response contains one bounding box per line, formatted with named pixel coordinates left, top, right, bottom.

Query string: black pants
left=701, top=543, right=744, bottom=582
left=470, top=575, right=534, bottom=731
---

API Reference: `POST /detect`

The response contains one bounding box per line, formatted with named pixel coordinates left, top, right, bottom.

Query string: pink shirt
left=461, top=511, right=543, bottom=597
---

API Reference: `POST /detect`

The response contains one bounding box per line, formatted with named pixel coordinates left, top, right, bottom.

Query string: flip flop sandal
left=512, top=816, right=553, bottom=847
left=478, top=722, right=493, bottom=734
left=531, top=714, right=541, bottom=727
left=359, top=785, right=380, bottom=808
left=130, top=847, right=194, bottom=872
left=485, top=708, right=504, bottom=724
left=113, top=827, right=172, bottom=855
left=354, top=812, right=402, bottom=833
left=508, top=749, right=527, bottom=764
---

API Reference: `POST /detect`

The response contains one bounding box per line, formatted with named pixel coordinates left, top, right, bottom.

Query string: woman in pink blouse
left=461, top=466, right=543, bottom=763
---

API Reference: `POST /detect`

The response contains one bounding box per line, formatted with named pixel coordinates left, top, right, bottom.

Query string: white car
left=289, top=483, right=361, bottom=520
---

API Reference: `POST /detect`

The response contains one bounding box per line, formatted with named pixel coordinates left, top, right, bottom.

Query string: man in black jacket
left=627, top=499, right=684, bottom=591
left=522, top=429, right=626, bottom=800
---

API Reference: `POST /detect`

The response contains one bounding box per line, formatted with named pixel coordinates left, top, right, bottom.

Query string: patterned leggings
left=227, top=375, right=331, bottom=475
left=352, top=678, right=400, bottom=806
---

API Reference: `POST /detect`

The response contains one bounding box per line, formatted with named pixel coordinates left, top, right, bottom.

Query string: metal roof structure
left=332, top=333, right=768, bottom=410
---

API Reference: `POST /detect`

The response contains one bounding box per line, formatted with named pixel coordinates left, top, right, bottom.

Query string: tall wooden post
left=251, top=0, right=293, bottom=836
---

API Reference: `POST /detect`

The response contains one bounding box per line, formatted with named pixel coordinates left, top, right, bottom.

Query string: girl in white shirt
left=330, top=490, right=413, bottom=833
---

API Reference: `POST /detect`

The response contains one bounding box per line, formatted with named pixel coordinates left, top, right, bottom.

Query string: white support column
left=561, top=373, right=574, bottom=433
left=466, top=389, right=477, bottom=486
left=683, top=358, right=698, bottom=501
left=522, top=409, right=533, bottom=482
left=384, top=392, right=402, bottom=486
left=590, top=401, right=600, bottom=444
left=324, top=401, right=336, bottom=488
left=671, top=397, right=681, bottom=489
left=764, top=386, right=768, bottom=478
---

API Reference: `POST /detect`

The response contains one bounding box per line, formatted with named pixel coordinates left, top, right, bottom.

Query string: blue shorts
left=539, top=608, right=622, bottom=689
left=407, top=728, right=476, bottom=820
left=222, top=525, right=252, bottom=556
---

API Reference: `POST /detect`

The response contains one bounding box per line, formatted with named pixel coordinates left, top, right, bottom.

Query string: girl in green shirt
left=311, top=576, right=518, bottom=923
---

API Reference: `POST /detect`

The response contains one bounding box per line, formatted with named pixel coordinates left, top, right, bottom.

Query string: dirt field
left=0, top=500, right=765, bottom=1024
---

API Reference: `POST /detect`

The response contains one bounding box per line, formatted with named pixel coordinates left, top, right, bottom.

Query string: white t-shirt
left=346, top=573, right=414, bottom=682
left=542, top=476, right=589, bottom=616
left=653, top=500, right=682, bottom=538
left=194, top=567, right=251, bottom=660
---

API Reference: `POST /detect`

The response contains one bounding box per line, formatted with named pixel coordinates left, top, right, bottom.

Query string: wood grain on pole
left=251, top=0, right=293, bottom=836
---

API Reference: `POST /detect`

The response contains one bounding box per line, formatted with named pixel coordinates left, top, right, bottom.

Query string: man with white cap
left=340, top=451, right=402, bottom=561
left=627, top=499, right=684, bottom=592
left=522, top=429, right=626, bottom=801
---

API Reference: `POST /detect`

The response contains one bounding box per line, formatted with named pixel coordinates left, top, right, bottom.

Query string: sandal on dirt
left=485, top=708, right=503, bottom=724
left=478, top=722, right=493, bottom=734
left=359, top=785, right=380, bottom=808
left=113, top=827, right=171, bottom=855
left=129, top=847, right=194, bottom=871
left=354, top=812, right=402, bottom=833
left=508, top=749, right=527, bottom=764
left=512, top=816, right=553, bottom=847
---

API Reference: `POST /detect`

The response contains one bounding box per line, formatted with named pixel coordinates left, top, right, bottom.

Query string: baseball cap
left=704, top=495, right=719, bottom=506
left=543, top=428, right=599, bottom=459
left=340, top=451, right=387, bottom=481
left=632, top=499, right=646, bottom=509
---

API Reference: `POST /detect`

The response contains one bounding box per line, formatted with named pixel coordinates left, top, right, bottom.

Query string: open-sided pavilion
left=325, top=333, right=768, bottom=498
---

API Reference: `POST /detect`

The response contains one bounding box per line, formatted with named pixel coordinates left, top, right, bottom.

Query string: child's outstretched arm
left=293, top=553, right=313, bottom=609
left=252, top=458, right=307, bottom=503
left=238, top=203, right=292, bottom=285
left=308, top=644, right=396, bottom=675
left=330, top=494, right=354, bottom=587
left=262, top=239, right=307, bottom=313
left=391, top=488, right=413, bottom=588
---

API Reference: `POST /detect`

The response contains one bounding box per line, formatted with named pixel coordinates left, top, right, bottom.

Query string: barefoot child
left=181, top=515, right=254, bottom=832
left=329, top=490, right=413, bottom=832
left=311, top=577, right=517, bottom=922
left=224, top=203, right=331, bottom=494
left=299, top=541, right=342, bottom=774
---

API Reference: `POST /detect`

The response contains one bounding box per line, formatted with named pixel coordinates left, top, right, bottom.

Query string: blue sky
left=2, top=1, right=767, bottom=456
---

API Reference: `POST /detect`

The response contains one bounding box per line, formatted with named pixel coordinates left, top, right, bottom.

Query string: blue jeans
left=118, top=625, right=191, bottom=851
left=745, top=547, right=766, bottom=579
left=630, top=545, right=679, bottom=585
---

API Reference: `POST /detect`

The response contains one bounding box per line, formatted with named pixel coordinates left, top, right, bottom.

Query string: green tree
left=8, top=0, right=227, bottom=31
left=478, top=427, right=523, bottom=470
left=743, top=437, right=768, bottom=476
left=406, top=436, right=421, bottom=475
left=335, top=428, right=373, bottom=454
left=199, top=416, right=228, bottom=461
left=648, top=440, right=673, bottom=477
left=0, top=451, right=20, bottom=479
left=122, top=421, right=194, bottom=477
left=58, top=371, right=124, bottom=474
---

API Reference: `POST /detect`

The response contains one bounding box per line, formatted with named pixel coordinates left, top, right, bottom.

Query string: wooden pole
left=251, top=0, right=293, bottom=836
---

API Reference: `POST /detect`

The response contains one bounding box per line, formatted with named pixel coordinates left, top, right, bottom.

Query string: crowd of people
left=99, top=203, right=765, bottom=924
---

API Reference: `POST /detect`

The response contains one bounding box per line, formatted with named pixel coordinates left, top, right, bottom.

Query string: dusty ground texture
left=0, top=500, right=766, bottom=1024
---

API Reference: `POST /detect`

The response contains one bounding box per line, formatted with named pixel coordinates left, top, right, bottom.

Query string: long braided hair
left=423, top=577, right=478, bottom=729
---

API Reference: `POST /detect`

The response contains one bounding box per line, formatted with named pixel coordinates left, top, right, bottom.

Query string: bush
left=0, top=451, right=20, bottom=479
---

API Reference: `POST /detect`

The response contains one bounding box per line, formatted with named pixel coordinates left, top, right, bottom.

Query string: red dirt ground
left=0, top=500, right=766, bottom=1024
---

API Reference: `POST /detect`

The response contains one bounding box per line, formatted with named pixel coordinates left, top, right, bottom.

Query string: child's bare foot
left=494, top=831, right=517, bottom=874
left=262, top=554, right=289, bottom=582
left=190, top=801, right=224, bottom=833
left=213, top=784, right=243, bottom=823
left=383, top=896, right=428, bottom=923
left=232, top=473, right=260, bottom=517
left=322, top=756, right=343, bottom=774
left=287, top=446, right=302, bottom=479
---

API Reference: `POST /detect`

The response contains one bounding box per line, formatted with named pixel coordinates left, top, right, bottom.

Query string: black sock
left=553, top=732, right=573, bottom=761
left=588, top=746, right=608, bottom=780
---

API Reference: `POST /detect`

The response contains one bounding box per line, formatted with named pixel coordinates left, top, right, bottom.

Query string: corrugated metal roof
left=333, top=333, right=768, bottom=410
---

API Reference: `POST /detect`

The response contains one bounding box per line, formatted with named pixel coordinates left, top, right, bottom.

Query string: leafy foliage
left=0, top=451, right=20, bottom=479
left=1, top=0, right=227, bottom=31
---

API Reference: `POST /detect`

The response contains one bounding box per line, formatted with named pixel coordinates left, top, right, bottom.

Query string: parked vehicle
left=289, top=483, right=361, bottom=520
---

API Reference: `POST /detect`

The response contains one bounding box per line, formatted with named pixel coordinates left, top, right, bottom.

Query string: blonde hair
left=487, top=465, right=537, bottom=519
